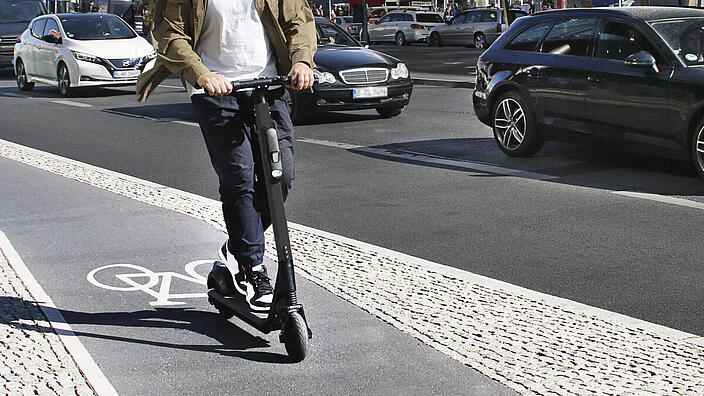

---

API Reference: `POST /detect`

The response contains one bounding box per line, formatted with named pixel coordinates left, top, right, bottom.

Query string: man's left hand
left=287, top=62, right=313, bottom=90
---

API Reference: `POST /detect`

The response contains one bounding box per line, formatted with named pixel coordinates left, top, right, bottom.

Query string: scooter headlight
left=313, top=69, right=336, bottom=84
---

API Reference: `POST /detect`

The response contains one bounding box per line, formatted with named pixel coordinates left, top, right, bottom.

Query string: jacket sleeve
left=151, top=0, right=210, bottom=87
left=278, top=0, right=317, bottom=69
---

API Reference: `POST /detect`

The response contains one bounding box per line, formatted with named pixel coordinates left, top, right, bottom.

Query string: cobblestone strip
left=0, top=252, right=95, bottom=396
left=3, top=139, right=704, bottom=395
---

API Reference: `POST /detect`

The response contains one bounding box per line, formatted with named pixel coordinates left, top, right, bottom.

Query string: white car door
left=368, top=13, right=391, bottom=42
left=36, top=17, right=61, bottom=79
left=24, top=18, right=47, bottom=77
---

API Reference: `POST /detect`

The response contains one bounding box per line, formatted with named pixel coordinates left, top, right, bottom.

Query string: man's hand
left=287, top=62, right=313, bottom=90
left=196, top=72, right=232, bottom=96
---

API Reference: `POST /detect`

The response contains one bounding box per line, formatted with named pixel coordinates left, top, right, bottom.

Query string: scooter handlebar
left=229, top=76, right=292, bottom=92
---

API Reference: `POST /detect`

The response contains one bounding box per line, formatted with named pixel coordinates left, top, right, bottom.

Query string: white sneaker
left=218, top=241, right=246, bottom=296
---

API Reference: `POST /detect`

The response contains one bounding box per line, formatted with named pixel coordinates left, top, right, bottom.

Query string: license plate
left=353, top=87, right=387, bottom=99
left=113, top=70, right=140, bottom=78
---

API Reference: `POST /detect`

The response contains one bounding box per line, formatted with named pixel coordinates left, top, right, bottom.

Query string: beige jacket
left=136, top=0, right=317, bottom=102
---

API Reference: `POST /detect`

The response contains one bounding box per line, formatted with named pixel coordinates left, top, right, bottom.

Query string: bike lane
left=0, top=155, right=515, bottom=395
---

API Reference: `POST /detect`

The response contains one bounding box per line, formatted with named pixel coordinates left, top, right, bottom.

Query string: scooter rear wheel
left=207, top=264, right=236, bottom=319
left=283, top=312, right=308, bottom=362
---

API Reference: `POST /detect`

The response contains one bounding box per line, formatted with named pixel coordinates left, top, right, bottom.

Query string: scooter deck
left=207, top=290, right=281, bottom=334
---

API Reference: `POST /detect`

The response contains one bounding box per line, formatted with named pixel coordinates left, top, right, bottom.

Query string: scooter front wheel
left=282, top=312, right=308, bottom=362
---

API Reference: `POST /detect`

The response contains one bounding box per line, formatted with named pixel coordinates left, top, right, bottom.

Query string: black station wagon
left=473, top=7, right=704, bottom=179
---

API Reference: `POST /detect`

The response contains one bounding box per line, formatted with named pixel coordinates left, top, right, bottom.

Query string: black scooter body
left=206, top=77, right=311, bottom=361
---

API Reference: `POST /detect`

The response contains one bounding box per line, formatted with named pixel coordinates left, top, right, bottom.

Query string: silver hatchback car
left=429, top=8, right=527, bottom=48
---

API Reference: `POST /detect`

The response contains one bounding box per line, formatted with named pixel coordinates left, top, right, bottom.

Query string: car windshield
left=0, top=1, right=44, bottom=23
left=60, top=14, right=136, bottom=40
left=416, top=13, right=443, bottom=23
left=316, top=22, right=359, bottom=47
left=649, top=17, right=704, bottom=66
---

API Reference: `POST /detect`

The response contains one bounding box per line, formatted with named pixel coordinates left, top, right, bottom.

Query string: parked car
left=429, top=8, right=527, bottom=48
left=291, top=18, right=413, bottom=123
left=0, top=0, right=46, bottom=68
left=367, top=11, right=445, bottom=46
left=472, top=7, right=704, bottom=178
left=367, top=6, right=423, bottom=25
left=13, top=13, right=156, bottom=96
left=332, top=16, right=362, bottom=41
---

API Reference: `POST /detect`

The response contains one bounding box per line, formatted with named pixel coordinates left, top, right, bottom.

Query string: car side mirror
left=625, top=51, right=659, bottom=74
left=42, top=34, right=61, bottom=44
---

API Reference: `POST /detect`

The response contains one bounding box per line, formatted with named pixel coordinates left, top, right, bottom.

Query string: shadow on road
left=351, top=138, right=704, bottom=196
left=1, top=296, right=294, bottom=364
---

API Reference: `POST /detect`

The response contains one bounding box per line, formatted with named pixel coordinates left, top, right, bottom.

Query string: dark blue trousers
left=191, top=88, right=294, bottom=270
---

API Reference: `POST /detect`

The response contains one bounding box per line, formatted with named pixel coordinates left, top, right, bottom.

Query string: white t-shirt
left=187, top=0, right=278, bottom=96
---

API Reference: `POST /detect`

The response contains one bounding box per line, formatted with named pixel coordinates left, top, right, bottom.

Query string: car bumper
left=473, top=89, right=492, bottom=126
left=407, top=30, right=429, bottom=42
left=73, top=59, right=153, bottom=88
left=310, top=79, right=413, bottom=110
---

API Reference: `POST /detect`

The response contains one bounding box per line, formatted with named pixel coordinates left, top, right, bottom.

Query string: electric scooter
left=206, top=76, right=311, bottom=362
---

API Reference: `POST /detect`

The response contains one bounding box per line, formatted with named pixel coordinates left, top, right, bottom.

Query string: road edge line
left=0, top=231, right=119, bottom=396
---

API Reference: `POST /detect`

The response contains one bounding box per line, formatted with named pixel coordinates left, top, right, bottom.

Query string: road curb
left=411, top=77, right=474, bottom=89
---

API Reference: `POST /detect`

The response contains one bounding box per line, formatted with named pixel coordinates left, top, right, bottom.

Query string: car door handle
left=587, top=74, right=603, bottom=83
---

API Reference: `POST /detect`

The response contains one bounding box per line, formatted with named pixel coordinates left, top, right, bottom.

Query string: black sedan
left=472, top=7, right=704, bottom=179
left=291, top=18, right=413, bottom=123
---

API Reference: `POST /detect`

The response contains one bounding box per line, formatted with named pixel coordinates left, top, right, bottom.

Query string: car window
left=504, top=20, right=553, bottom=51
left=316, top=23, right=358, bottom=46
left=332, top=18, right=342, bottom=25
left=343, top=17, right=354, bottom=23
left=416, top=13, right=443, bottom=23
left=43, top=18, right=60, bottom=40
left=596, top=21, right=663, bottom=63
left=31, top=17, right=47, bottom=38
left=483, top=11, right=498, bottom=23
left=452, top=13, right=467, bottom=25
left=0, top=0, right=45, bottom=23
left=401, top=14, right=412, bottom=22
left=60, top=14, right=136, bottom=40
left=649, top=17, right=704, bottom=66
left=508, top=10, right=527, bottom=24
left=539, top=18, right=598, bottom=57
left=377, top=14, right=391, bottom=24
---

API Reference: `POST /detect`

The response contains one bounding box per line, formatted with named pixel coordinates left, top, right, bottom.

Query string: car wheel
left=429, top=32, right=442, bottom=47
left=376, top=106, right=404, bottom=118
left=692, top=118, right=704, bottom=179
left=395, top=32, right=406, bottom=46
left=15, top=59, right=34, bottom=92
left=474, top=32, right=486, bottom=49
left=492, top=92, right=543, bottom=157
left=57, top=63, right=72, bottom=97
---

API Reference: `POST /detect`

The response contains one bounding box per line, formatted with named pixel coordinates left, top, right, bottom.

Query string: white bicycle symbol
left=87, top=260, right=213, bottom=307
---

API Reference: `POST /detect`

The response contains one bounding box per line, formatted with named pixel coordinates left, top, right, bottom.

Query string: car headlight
left=71, top=51, right=101, bottom=64
left=313, top=69, right=336, bottom=84
left=391, top=63, right=409, bottom=79
left=144, top=51, right=156, bottom=61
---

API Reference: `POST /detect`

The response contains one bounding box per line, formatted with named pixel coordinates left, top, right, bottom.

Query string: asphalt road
left=1, top=71, right=703, bottom=342
left=369, top=44, right=482, bottom=78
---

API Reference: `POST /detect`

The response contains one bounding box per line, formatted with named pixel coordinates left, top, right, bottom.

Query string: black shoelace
left=250, top=270, right=274, bottom=295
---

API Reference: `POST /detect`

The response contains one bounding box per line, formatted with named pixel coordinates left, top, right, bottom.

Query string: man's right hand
left=196, top=72, right=232, bottom=96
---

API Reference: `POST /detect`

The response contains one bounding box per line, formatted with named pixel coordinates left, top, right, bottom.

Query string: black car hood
left=0, top=22, right=31, bottom=37
left=314, top=46, right=399, bottom=71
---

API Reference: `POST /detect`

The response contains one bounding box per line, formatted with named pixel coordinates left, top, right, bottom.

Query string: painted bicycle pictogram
left=87, top=260, right=213, bottom=306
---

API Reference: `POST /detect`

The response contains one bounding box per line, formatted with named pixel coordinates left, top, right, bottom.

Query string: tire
left=376, top=106, right=404, bottom=118
left=207, top=263, right=236, bottom=319
left=395, top=32, right=406, bottom=47
left=57, top=63, right=71, bottom=97
left=282, top=312, right=308, bottom=362
left=15, top=59, right=34, bottom=92
left=692, top=118, right=704, bottom=180
left=474, top=32, right=486, bottom=49
left=429, top=32, right=442, bottom=47
left=492, top=92, right=543, bottom=157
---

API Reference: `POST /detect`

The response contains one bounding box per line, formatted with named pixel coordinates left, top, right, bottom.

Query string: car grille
left=0, top=36, right=17, bottom=45
left=339, top=68, right=389, bottom=85
left=106, top=57, right=141, bottom=69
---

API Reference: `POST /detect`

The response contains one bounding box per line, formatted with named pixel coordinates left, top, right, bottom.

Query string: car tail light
left=347, top=26, right=354, bottom=30
left=496, top=23, right=502, bottom=33
left=411, top=24, right=423, bottom=29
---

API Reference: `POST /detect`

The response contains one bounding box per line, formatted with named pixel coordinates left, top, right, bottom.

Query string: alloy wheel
left=429, top=33, right=440, bottom=47
left=58, top=65, right=70, bottom=97
left=16, top=60, right=33, bottom=91
left=396, top=33, right=405, bottom=46
left=494, top=98, right=526, bottom=151
left=696, top=125, right=704, bottom=174
left=475, top=34, right=485, bottom=49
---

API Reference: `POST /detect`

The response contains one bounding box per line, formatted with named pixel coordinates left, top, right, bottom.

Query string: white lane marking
left=298, top=137, right=558, bottom=181
left=52, top=100, right=92, bottom=108
left=612, top=191, right=704, bottom=210
left=0, top=231, right=118, bottom=396
left=173, top=120, right=200, bottom=127
left=300, top=137, right=704, bottom=210
left=444, top=61, right=462, bottom=65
